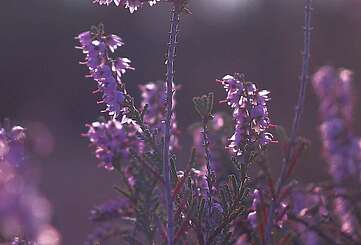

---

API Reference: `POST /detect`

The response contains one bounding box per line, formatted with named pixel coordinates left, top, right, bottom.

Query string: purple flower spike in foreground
left=85, top=119, right=139, bottom=170
left=219, top=74, right=273, bottom=157
left=76, top=25, right=134, bottom=117
left=93, top=0, right=160, bottom=13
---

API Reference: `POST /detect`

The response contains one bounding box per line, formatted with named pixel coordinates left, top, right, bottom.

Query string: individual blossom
left=84, top=119, right=140, bottom=171
left=312, top=66, right=361, bottom=235
left=76, top=25, right=134, bottom=116
left=139, top=81, right=180, bottom=150
left=219, top=74, right=273, bottom=157
left=93, top=0, right=160, bottom=13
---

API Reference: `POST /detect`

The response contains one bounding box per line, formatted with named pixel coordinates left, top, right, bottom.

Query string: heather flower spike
left=219, top=73, right=273, bottom=158
left=76, top=24, right=134, bottom=117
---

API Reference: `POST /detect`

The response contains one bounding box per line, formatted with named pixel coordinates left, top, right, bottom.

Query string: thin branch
left=264, top=0, right=313, bottom=243
left=163, top=4, right=181, bottom=245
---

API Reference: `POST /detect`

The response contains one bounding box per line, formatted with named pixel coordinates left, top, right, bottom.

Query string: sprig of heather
left=93, top=0, right=160, bottom=13
left=265, top=1, right=313, bottom=242
left=0, top=121, right=60, bottom=244
left=312, top=66, right=360, bottom=236
left=219, top=73, right=273, bottom=158
left=84, top=119, right=140, bottom=171
left=76, top=24, right=134, bottom=117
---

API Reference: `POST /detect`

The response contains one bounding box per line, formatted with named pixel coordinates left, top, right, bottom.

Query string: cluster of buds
left=219, top=74, right=273, bottom=157
left=76, top=25, right=134, bottom=117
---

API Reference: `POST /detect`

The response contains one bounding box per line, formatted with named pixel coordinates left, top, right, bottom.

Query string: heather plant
left=0, top=120, right=60, bottom=244
left=72, top=0, right=361, bottom=244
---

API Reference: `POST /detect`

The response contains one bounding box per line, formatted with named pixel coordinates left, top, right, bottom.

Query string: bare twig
left=264, top=1, right=313, bottom=243
left=163, top=4, right=181, bottom=245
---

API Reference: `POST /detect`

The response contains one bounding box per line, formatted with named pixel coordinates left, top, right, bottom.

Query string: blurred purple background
left=1, top=0, right=361, bottom=243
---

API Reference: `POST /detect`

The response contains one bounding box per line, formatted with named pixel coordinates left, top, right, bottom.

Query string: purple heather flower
left=139, top=81, right=180, bottom=150
left=312, top=66, right=360, bottom=235
left=219, top=74, right=273, bottom=157
left=76, top=28, right=133, bottom=116
left=93, top=0, right=160, bottom=13
left=0, top=125, right=26, bottom=166
left=85, top=119, right=140, bottom=170
left=0, top=124, right=60, bottom=244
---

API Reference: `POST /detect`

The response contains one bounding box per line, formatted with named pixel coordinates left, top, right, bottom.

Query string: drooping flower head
left=93, top=0, right=160, bottom=13
left=219, top=74, right=273, bottom=157
left=76, top=24, right=134, bottom=117
left=84, top=119, right=140, bottom=171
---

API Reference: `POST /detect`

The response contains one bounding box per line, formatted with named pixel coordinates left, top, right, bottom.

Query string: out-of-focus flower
left=139, top=81, right=180, bottom=151
left=0, top=123, right=60, bottom=244
left=76, top=27, right=134, bottom=116
left=93, top=0, right=160, bottom=13
left=84, top=119, right=140, bottom=171
left=312, top=66, right=361, bottom=235
left=190, top=113, right=236, bottom=180
left=219, top=74, right=273, bottom=157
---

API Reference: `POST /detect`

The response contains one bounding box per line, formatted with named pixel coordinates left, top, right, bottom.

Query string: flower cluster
left=139, top=81, right=179, bottom=150
left=93, top=0, right=160, bottom=13
left=85, top=119, right=140, bottom=170
left=76, top=25, right=134, bottom=117
left=312, top=66, right=361, bottom=235
left=0, top=124, right=26, bottom=166
left=0, top=123, right=60, bottom=244
left=219, top=74, right=273, bottom=157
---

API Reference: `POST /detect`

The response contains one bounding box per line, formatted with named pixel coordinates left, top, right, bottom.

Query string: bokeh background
left=1, top=0, right=361, bottom=243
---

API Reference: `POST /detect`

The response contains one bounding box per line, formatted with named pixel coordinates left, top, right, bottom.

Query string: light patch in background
left=195, top=0, right=261, bottom=23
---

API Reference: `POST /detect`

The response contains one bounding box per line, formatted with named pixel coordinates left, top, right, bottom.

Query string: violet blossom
left=0, top=123, right=60, bottom=244
left=76, top=26, right=134, bottom=117
left=312, top=66, right=361, bottom=235
left=84, top=119, right=140, bottom=171
left=219, top=74, right=273, bottom=157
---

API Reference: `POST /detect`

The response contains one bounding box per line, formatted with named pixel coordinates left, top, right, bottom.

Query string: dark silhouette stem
left=264, top=1, right=313, bottom=244
left=163, top=5, right=181, bottom=245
